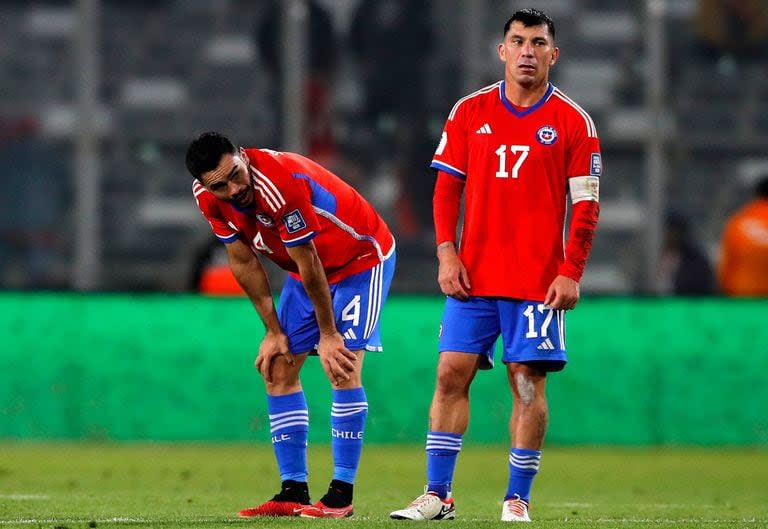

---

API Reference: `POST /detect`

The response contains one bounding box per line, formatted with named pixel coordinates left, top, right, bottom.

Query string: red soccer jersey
left=194, top=148, right=395, bottom=284
left=432, top=81, right=602, bottom=300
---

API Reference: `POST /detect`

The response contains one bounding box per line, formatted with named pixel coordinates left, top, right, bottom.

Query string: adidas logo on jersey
left=343, top=328, right=358, bottom=340
left=537, top=338, right=555, bottom=350
left=475, top=123, right=492, bottom=134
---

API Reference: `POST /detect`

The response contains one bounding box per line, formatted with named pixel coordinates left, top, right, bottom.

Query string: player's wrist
left=264, top=327, right=285, bottom=337
left=319, top=327, right=341, bottom=338
left=557, top=266, right=582, bottom=283
left=436, top=241, right=456, bottom=255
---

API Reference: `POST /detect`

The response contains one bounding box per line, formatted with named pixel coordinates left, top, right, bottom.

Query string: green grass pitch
left=1, top=443, right=767, bottom=528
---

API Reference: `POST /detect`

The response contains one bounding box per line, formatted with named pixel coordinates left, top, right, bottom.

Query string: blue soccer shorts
left=277, top=251, right=396, bottom=354
left=438, top=296, right=567, bottom=372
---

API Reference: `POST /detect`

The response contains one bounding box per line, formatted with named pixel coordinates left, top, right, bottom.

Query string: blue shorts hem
left=437, top=346, right=489, bottom=354
left=345, top=341, right=381, bottom=352
left=288, top=341, right=383, bottom=354
left=503, top=357, right=567, bottom=372
left=437, top=349, right=495, bottom=370
left=289, top=344, right=316, bottom=355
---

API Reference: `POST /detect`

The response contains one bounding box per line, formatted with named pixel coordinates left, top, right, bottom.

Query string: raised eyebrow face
left=207, top=157, right=241, bottom=191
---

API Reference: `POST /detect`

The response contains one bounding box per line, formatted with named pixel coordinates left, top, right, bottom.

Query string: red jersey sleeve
left=560, top=113, right=601, bottom=281
left=251, top=152, right=321, bottom=247
left=559, top=200, right=599, bottom=281
left=433, top=171, right=465, bottom=245
left=430, top=101, right=469, bottom=179
left=565, top=118, right=602, bottom=180
left=192, top=180, right=240, bottom=243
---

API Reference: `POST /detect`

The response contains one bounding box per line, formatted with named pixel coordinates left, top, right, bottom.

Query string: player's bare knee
left=508, top=363, right=546, bottom=406
left=335, top=372, right=363, bottom=389
left=264, top=377, right=298, bottom=396
left=265, top=374, right=301, bottom=395
left=264, top=359, right=301, bottom=389
left=435, top=361, right=472, bottom=398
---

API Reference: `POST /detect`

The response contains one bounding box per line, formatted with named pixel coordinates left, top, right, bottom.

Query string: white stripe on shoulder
left=552, top=88, right=597, bottom=138
left=192, top=180, right=207, bottom=197
left=253, top=177, right=282, bottom=210
left=252, top=167, right=286, bottom=207
left=448, top=81, right=503, bottom=121
left=255, top=185, right=279, bottom=212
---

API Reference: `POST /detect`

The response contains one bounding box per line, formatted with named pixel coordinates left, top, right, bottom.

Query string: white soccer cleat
left=390, top=491, right=456, bottom=520
left=501, top=496, right=531, bottom=522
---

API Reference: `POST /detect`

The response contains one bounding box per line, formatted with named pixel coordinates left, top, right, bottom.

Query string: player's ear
left=497, top=42, right=506, bottom=62
left=550, top=46, right=560, bottom=66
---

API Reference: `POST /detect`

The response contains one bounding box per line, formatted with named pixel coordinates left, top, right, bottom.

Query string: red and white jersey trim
left=448, top=81, right=502, bottom=121
left=193, top=183, right=206, bottom=197
left=552, top=88, right=598, bottom=138
left=313, top=207, right=395, bottom=262
left=251, top=166, right=286, bottom=212
left=282, top=231, right=317, bottom=244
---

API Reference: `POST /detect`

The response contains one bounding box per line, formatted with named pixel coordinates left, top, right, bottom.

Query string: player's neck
left=504, top=79, right=550, bottom=107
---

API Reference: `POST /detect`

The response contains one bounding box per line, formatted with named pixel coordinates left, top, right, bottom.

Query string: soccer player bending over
left=186, top=132, right=396, bottom=518
left=389, top=8, right=600, bottom=522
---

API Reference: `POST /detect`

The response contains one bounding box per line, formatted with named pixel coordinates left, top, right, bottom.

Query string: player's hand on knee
left=317, top=332, right=356, bottom=386
left=255, top=331, right=293, bottom=383
left=544, top=275, right=580, bottom=310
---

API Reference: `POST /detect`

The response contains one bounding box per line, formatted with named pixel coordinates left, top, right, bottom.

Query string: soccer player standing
left=390, top=9, right=600, bottom=522
left=186, top=132, right=396, bottom=518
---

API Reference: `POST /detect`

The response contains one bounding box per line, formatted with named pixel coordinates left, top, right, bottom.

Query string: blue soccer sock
left=330, top=387, right=368, bottom=484
left=267, top=391, right=309, bottom=483
left=426, top=431, right=462, bottom=499
left=505, top=448, right=541, bottom=503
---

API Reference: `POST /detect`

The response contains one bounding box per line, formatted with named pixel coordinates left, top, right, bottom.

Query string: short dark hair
left=185, top=131, right=236, bottom=181
left=503, top=8, right=555, bottom=40
left=756, top=176, right=768, bottom=199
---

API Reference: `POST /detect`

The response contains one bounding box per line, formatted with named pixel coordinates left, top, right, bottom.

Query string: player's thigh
left=498, top=299, right=567, bottom=372
left=277, top=276, right=320, bottom=354
left=332, top=252, right=396, bottom=352
left=439, top=296, right=501, bottom=369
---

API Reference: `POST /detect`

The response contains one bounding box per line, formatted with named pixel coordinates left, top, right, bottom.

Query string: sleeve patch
left=283, top=209, right=307, bottom=233
left=590, top=153, right=603, bottom=176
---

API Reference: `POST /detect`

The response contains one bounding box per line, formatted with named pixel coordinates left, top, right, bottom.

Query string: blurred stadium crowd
left=1, top=0, right=767, bottom=294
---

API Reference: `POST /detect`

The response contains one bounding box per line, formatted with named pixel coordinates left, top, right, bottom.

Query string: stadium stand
left=2, top=0, right=767, bottom=293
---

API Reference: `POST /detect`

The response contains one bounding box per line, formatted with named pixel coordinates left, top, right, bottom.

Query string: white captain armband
left=569, top=176, right=600, bottom=204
